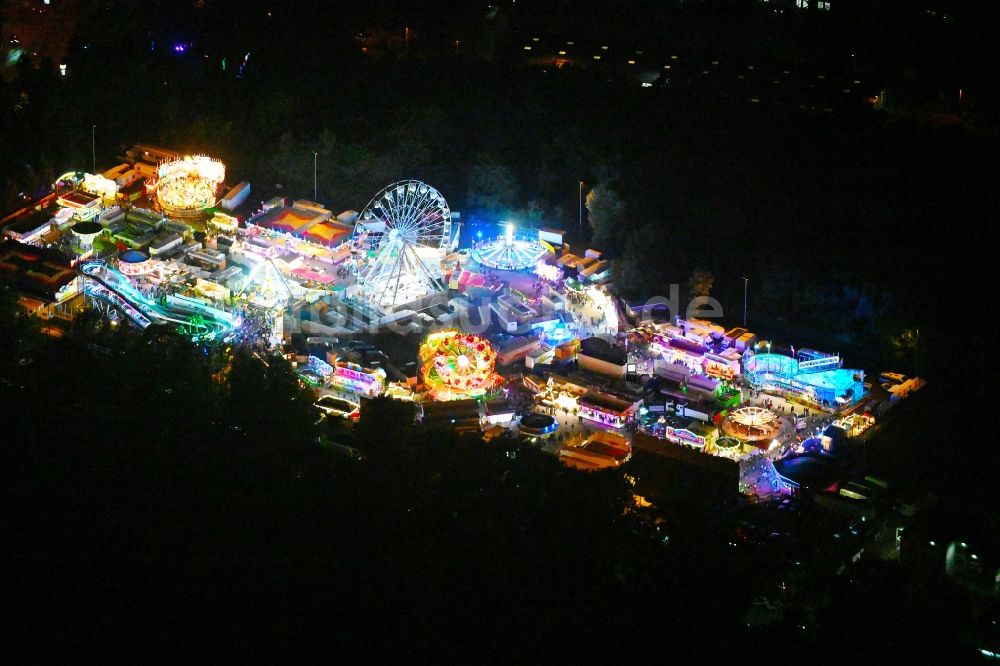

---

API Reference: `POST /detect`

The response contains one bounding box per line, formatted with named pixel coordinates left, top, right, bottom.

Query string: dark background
left=1, top=0, right=998, bottom=660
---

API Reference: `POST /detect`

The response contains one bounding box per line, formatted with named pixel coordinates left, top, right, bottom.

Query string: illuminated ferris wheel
left=353, top=180, right=452, bottom=310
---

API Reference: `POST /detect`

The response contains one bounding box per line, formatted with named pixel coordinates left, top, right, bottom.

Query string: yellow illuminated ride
left=155, top=155, right=226, bottom=220
left=419, top=331, right=500, bottom=401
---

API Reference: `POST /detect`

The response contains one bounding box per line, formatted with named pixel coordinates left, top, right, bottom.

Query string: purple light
left=173, top=43, right=187, bottom=53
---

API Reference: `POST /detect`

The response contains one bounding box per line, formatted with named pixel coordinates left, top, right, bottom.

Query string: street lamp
left=743, top=276, right=748, bottom=327
left=91, top=125, right=96, bottom=173
left=313, top=151, right=318, bottom=202
left=578, top=180, right=584, bottom=229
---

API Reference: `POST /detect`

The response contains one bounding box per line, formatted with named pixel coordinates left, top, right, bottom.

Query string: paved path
left=530, top=404, right=633, bottom=444
left=564, top=289, right=619, bottom=341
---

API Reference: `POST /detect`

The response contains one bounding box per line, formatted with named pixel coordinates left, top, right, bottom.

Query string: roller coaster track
left=797, top=355, right=840, bottom=372
left=79, top=261, right=238, bottom=342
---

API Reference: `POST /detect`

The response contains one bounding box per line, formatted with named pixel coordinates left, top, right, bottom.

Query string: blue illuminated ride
left=79, top=261, right=239, bottom=342
left=744, top=351, right=865, bottom=407
left=542, top=323, right=574, bottom=346
left=472, top=223, right=546, bottom=271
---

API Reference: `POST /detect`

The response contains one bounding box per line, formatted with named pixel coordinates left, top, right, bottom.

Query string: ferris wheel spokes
left=351, top=180, right=451, bottom=311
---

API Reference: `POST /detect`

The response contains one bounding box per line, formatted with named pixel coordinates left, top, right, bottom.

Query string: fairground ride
left=352, top=180, right=451, bottom=313
left=154, top=155, right=226, bottom=221
left=472, top=223, right=546, bottom=271
left=79, top=261, right=238, bottom=342
left=419, top=330, right=500, bottom=401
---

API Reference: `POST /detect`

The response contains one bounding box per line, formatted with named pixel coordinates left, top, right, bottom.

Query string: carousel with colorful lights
left=154, top=155, right=226, bottom=221
left=419, top=331, right=501, bottom=401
